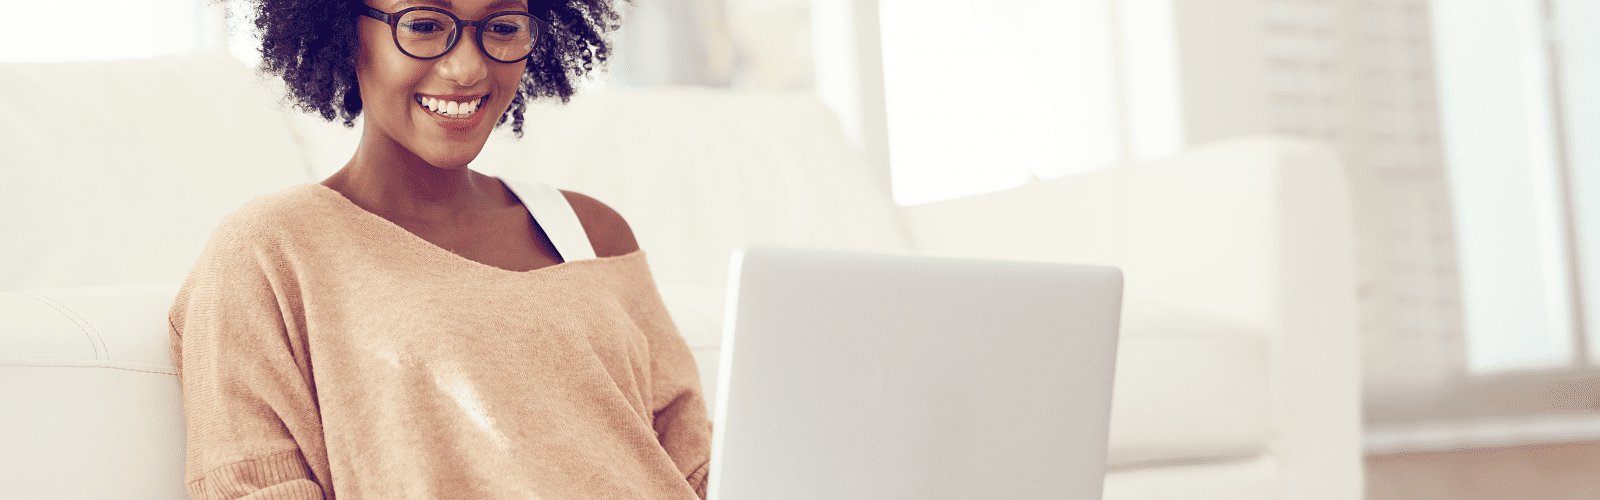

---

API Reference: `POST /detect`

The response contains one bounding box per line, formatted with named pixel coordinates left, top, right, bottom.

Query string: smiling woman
left=165, top=0, right=713, bottom=498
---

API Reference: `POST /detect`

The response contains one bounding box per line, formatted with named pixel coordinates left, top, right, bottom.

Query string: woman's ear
left=341, top=81, right=363, bottom=127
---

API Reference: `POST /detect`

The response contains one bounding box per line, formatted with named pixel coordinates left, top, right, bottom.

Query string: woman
left=167, top=0, right=711, bottom=498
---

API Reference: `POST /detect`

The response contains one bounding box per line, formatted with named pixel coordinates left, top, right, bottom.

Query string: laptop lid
left=708, top=247, right=1122, bottom=500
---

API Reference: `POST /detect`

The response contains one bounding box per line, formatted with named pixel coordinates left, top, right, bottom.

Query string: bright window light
left=1555, top=0, right=1600, bottom=366
left=224, top=0, right=264, bottom=67
left=878, top=0, right=1052, bottom=206
left=876, top=0, right=1183, bottom=206
left=811, top=0, right=864, bottom=148
left=0, top=0, right=216, bottom=63
left=1432, top=0, right=1597, bottom=373
left=1117, top=0, right=1184, bottom=162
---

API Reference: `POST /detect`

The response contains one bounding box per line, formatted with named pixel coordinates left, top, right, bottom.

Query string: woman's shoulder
left=208, top=183, right=347, bottom=242
left=171, top=184, right=335, bottom=330
left=184, top=183, right=353, bottom=276
left=558, top=190, right=641, bottom=259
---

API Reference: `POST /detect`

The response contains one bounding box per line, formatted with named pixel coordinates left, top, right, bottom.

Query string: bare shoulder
left=559, top=190, right=641, bottom=258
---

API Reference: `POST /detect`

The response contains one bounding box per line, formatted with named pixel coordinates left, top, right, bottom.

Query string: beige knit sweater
left=168, top=184, right=711, bottom=499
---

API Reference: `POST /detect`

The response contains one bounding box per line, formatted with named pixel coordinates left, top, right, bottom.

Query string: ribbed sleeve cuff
left=189, top=450, right=325, bottom=500
left=238, top=480, right=325, bottom=500
left=687, top=461, right=709, bottom=500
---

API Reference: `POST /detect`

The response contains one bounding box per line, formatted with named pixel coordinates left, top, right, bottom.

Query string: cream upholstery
left=0, top=285, right=186, bottom=499
left=0, top=52, right=1361, bottom=499
left=903, top=137, right=1363, bottom=499
left=0, top=53, right=309, bottom=291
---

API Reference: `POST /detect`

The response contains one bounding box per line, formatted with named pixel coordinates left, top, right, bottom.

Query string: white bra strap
left=500, top=178, right=597, bottom=262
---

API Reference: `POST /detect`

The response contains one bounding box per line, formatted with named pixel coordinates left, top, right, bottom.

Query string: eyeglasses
left=360, top=6, right=541, bottom=63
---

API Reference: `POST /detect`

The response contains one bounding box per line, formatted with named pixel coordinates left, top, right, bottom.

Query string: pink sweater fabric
left=168, top=184, right=711, bottom=499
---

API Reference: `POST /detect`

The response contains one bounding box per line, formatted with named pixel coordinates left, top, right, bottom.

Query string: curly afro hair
left=242, top=0, right=622, bottom=137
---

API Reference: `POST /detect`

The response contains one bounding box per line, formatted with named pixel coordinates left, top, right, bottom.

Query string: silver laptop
left=707, top=247, right=1122, bottom=500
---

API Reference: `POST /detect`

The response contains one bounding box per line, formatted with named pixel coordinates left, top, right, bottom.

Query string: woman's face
left=355, top=0, right=528, bottom=169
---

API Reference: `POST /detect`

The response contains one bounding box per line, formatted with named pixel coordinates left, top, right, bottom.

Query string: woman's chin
left=404, top=101, right=499, bottom=169
left=424, top=149, right=484, bottom=170
left=413, top=133, right=492, bottom=169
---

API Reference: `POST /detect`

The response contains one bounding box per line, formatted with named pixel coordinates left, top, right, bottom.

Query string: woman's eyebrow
left=392, top=0, right=452, bottom=10
left=486, top=0, right=528, bottom=11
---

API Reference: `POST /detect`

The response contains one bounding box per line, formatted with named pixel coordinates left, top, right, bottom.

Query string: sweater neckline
left=298, top=182, right=641, bottom=275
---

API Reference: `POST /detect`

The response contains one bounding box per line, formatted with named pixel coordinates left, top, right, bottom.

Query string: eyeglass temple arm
left=361, top=7, right=392, bottom=24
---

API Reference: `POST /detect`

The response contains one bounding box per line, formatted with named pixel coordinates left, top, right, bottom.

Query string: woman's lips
left=415, top=94, right=489, bottom=130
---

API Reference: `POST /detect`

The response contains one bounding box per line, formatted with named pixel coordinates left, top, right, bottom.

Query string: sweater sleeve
left=169, top=220, right=332, bottom=500
left=627, top=262, right=714, bottom=499
left=647, top=313, right=713, bottom=499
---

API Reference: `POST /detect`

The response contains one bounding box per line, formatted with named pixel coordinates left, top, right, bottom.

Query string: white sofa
left=0, top=52, right=1361, bottom=499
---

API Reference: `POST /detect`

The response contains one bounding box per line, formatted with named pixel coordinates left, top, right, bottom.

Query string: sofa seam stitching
left=18, top=291, right=109, bottom=360
left=0, top=363, right=173, bottom=376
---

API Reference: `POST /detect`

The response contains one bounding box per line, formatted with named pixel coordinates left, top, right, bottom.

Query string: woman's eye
left=402, top=20, right=447, bottom=35
left=487, top=22, right=524, bottom=37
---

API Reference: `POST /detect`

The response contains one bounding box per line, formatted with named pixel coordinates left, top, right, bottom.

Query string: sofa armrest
left=0, top=285, right=188, bottom=499
left=899, top=135, right=1362, bottom=499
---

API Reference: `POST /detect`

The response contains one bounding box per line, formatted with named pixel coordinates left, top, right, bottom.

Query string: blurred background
left=4, top=0, right=1598, bottom=496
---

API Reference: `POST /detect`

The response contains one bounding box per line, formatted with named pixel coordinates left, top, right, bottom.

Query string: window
left=816, top=0, right=1185, bottom=206
left=1432, top=0, right=1600, bottom=373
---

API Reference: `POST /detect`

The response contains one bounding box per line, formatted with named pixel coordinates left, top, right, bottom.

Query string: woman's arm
left=563, top=190, right=713, bottom=498
left=169, top=219, right=331, bottom=500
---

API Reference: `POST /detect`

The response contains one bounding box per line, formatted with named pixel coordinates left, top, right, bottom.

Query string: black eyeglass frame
left=360, top=6, right=542, bottom=63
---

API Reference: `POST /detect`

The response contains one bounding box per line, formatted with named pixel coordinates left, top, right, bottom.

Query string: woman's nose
left=436, top=29, right=489, bottom=87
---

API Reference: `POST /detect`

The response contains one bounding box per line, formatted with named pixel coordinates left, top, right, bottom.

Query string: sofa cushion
left=0, top=52, right=312, bottom=292
left=1107, top=334, right=1270, bottom=467
left=0, top=285, right=187, bottom=499
left=1104, top=299, right=1271, bottom=467
left=1102, top=454, right=1279, bottom=500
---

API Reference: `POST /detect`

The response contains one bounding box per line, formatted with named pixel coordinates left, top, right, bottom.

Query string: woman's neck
left=320, top=135, right=510, bottom=223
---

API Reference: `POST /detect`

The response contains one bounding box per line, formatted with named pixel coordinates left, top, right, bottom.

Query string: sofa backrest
left=0, top=52, right=312, bottom=292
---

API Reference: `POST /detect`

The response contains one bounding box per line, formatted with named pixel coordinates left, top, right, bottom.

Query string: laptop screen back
left=708, top=247, right=1123, bottom=500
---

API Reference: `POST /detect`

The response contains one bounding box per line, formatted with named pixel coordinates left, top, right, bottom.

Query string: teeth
left=416, top=95, right=484, bottom=117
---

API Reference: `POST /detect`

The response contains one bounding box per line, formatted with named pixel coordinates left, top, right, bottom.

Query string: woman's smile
left=415, top=94, right=489, bottom=119
left=414, top=93, right=491, bottom=131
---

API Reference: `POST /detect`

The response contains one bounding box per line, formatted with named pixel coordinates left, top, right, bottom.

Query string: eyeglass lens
left=396, top=10, right=536, bottom=62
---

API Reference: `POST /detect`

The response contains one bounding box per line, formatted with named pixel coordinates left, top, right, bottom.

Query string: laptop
left=707, top=247, right=1122, bottom=500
